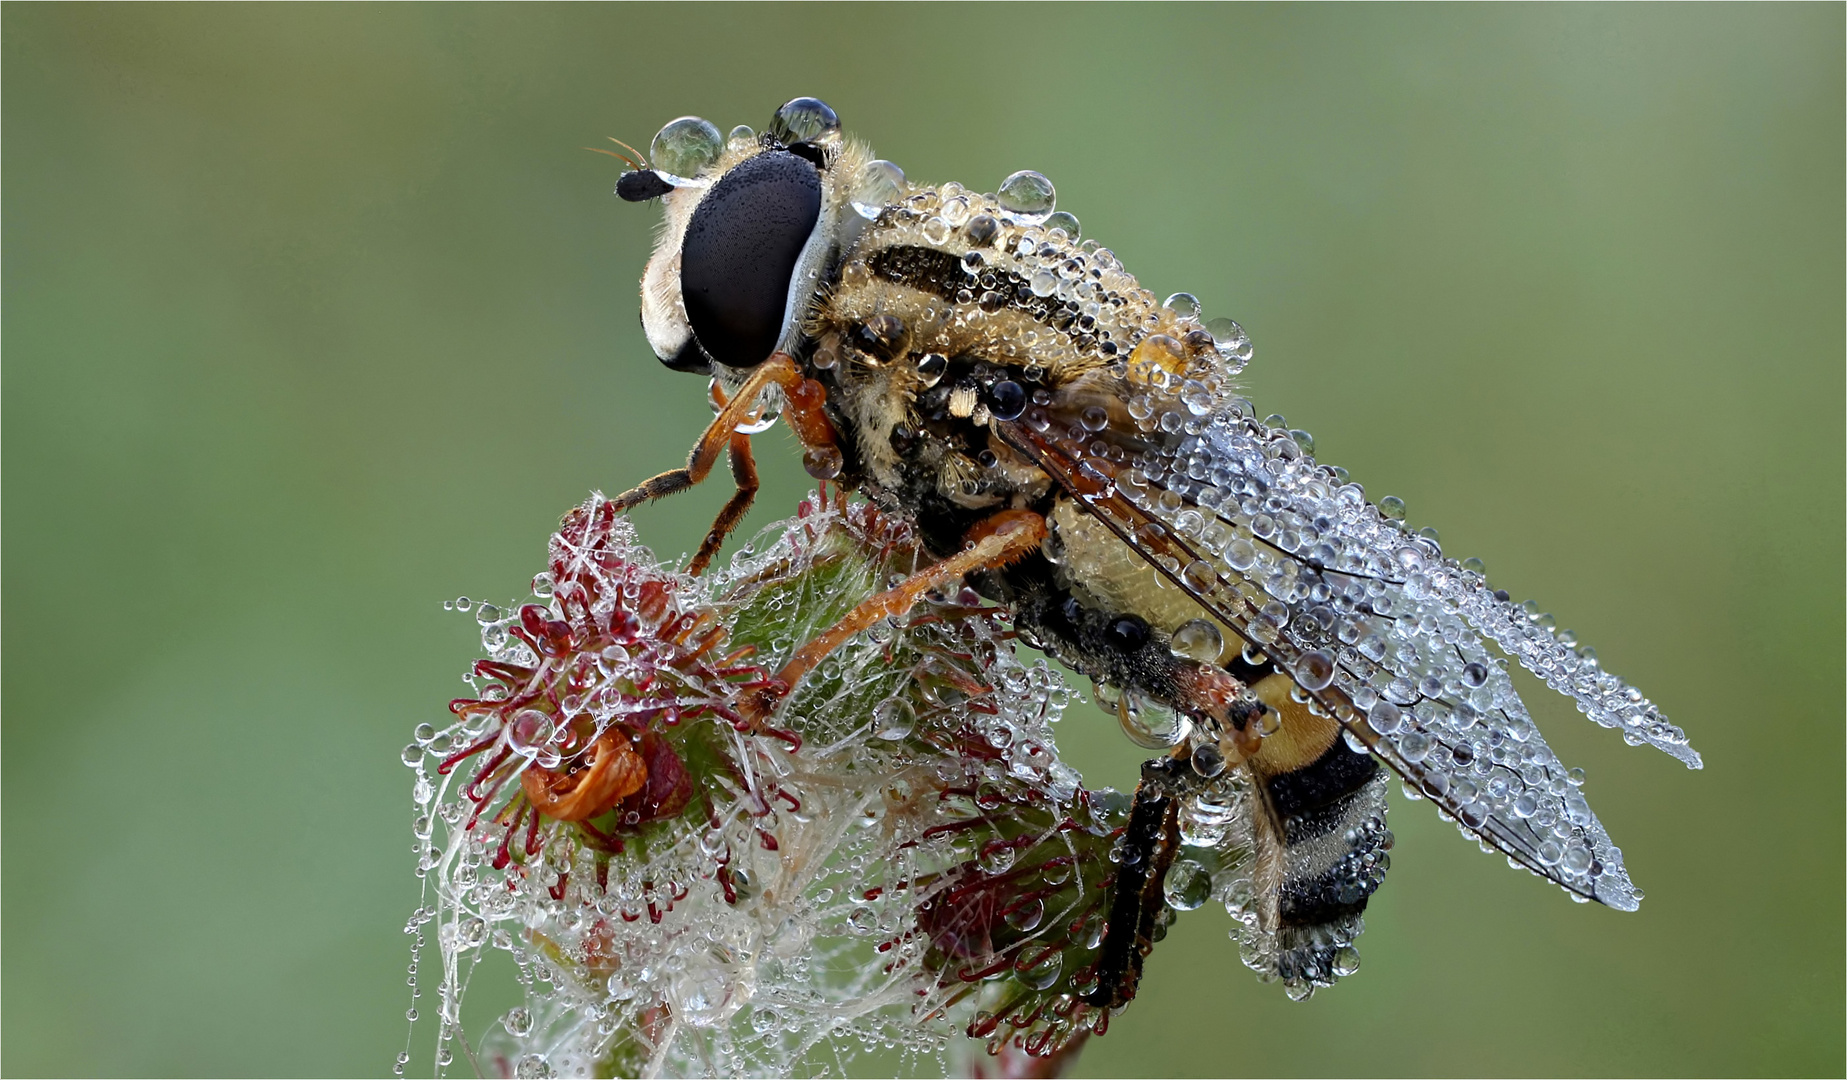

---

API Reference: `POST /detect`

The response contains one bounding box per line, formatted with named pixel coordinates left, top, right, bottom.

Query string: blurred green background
left=4, top=4, right=1841, bottom=1077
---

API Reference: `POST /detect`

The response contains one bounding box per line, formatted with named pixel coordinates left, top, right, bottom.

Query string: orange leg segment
left=685, top=432, right=758, bottom=577
left=610, top=352, right=841, bottom=573
left=749, top=510, right=1049, bottom=722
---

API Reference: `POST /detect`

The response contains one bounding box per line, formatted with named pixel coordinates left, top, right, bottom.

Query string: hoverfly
left=602, top=97, right=1700, bottom=1003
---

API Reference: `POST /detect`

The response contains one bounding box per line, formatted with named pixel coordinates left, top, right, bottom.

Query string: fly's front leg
left=611, top=352, right=842, bottom=573
left=683, top=431, right=758, bottom=577
left=740, top=510, right=1048, bottom=724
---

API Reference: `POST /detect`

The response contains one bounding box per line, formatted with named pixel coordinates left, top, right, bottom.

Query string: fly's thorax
left=806, top=186, right=1220, bottom=520
left=811, top=283, right=1047, bottom=515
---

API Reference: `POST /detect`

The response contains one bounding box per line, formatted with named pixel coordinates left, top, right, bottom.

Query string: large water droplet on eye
left=650, top=116, right=725, bottom=182
left=1163, top=858, right=1212, bottom=911
left=997, top=170, right=1056, bottom=223
left=850, top=159, right=905, bottom=219
left=768, top=97, right=840, bottom=144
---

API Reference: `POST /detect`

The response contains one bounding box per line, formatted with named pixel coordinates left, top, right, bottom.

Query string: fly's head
left=617, top=97, right=876, bottom=395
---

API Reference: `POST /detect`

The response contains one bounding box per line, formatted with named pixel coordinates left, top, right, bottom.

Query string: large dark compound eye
left=680, top=150, right=822, bottom=369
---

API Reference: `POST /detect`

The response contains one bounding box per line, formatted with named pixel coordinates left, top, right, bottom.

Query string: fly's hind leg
left=740, top=510, right=1048, bottom=724
left=1085, top=755, right=1187, bottom=1009
left=1087, top=665, right=1268, bottom=1010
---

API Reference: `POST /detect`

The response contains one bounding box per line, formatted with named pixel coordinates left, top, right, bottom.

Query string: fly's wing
left=995, top=369, right=1699, bottom=911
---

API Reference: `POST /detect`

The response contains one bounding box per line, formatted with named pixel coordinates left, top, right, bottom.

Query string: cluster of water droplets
left=635, top=98, right=845, bottom=194
left=838, top=160, right=1255, bottom=389
left=1026, top=336, right=1699, bottom=909
left=825, top=109, right=1693, bottom=912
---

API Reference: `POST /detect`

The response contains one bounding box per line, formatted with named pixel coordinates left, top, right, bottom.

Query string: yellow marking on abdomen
left=1248, top=672, right=1340, bottom=776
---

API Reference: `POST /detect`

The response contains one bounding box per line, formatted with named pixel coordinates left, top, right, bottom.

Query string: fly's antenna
left=600, top=136, right=677, bottom=203
left=585, top=136, right=649, bottom=170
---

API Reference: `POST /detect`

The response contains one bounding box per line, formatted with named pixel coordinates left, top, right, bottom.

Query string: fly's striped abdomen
left=1260, top=769, right=1388, bottom=988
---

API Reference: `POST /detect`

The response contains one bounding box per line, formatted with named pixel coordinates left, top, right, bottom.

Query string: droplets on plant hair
left=404, top=491, right=1165, bottom=1076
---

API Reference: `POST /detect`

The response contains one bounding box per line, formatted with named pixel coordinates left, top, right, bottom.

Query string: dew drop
left=650, top=116, right=725, bottom=182
left=1162, top=293, right=1201, bottom=320
left=1016, top=949, right=1063, bottom=991
left=1117, top=691, right=1191, bottom=750
left=768, top=97, right=840, bottom=144
left=850, top=160, right=906, bottom=219
left=915, top=352, right=947, bottom=388
left=1294, top=650, right=1335, bottom=692
left=1004, top=897, right=1045, bottom=932
left=997, top=170, right=1057, bottom=223
left=1189, top=741, right=1226, bottom=779
left=1204, top=317, right=1253, bottom=370
left=1169, top=619, right=1224, bottom=663
left=872, top=698, right=916, bottom=741
left=1366, top=701, right=1404, bottom=735
left=1163, top=859, right=1212, bottom=911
